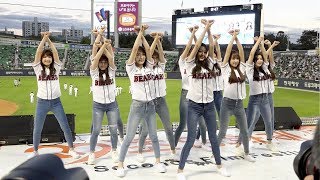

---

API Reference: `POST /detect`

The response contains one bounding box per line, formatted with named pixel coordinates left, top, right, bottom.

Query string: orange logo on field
left=25, top=143, right=112, bottom=165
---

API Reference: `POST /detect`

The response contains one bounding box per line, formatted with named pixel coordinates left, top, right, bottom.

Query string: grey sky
left=0, top=0, right=319, bottom=41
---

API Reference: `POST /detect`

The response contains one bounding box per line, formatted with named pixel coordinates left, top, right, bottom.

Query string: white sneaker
left=243, top=154, right=256, bottom=162
left=177, top=173, right=186, bottom=180
left=217, top=166, right=231, bottom=177
left=87, top=153, right=95, bottom=165
left=28, top=151, right=39, bottom=159
left=136, top=141, right=146, bottom=149
left=193, top=139, right=202, bottom=148
left=119, top=138, right=124, bottom=145
left=136, top=153, right=145, bottom=163
left=249, top=140, right=255, bottom=149
left=116, top=167, right=125, bottom=177
left=69, top=149, right=80, bottom=159
left=154, top=163, right=166, bottom=173
left=235, top=145, right=245, bottom=156
left=266, top=142, right=278, bottom=152
left=112, top=151, right=119, bottom=163
left=170, top=152, right=179, bottom=160
left=202, top=144, right=212, bottom=152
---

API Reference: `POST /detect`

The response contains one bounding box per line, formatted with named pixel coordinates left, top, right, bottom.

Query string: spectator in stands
left=116, top=24, right=166, bottom=177
left=87, top=28, right=120, bottom=165
left=30, top=32, right=79, bottom=159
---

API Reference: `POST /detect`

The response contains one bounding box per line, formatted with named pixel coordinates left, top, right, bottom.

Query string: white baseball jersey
left=30, top=92, right=34, bottom=103
left=153, top=60, right=167, bottom=98
left=179, top=57, right=189, bottom=90
left=126, top=60, right=155, bottom=102
left=74, top=87, right=78, bottom=96
left=63, top=83, right=67, bottom=90
left=90, top=67, right=116, bottom=104
left=262, top=61, right=275, bottom=93
left=69, top=85, right=73, bottom=95
left=221, top=62, right=247, bottom=100
left=32, top=62, right=62, bottom=100
left=212, top=58, right=224, bottom=91
left=186, top=58, right=215, bottom=103
left=246, top=62, right=270, bottom=96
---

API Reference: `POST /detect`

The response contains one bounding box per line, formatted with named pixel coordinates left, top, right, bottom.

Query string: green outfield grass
left=0, top=76, right=319, bottom=133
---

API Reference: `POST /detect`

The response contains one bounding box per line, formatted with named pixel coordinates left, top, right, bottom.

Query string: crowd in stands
left=65, top=49, right=88, bottom=70
left=0, top=45, right=15, bottom=70
left=0, top=44, right=318, bottom=81
left=274, top=53, right=319, bottom=81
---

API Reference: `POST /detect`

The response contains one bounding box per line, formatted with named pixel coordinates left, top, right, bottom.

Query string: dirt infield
left=0, top=99, right=18, bottom=116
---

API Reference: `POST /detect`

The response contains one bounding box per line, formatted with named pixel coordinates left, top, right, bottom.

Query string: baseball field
left=0, top=76, right=319, bottom=133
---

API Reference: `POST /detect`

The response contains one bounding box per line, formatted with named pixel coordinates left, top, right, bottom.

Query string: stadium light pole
left=91, top=0, right=94, bottom=45
left=114, top=0, right=119, bottom=48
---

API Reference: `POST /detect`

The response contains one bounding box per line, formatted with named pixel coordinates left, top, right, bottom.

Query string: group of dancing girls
left=30, top=18, right=279, bottom=179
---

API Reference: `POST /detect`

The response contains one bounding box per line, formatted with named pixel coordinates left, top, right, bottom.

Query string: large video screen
left=174, top=13, right=257, bottom=46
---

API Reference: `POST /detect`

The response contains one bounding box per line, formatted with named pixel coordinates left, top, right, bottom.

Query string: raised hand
left=99, top=26, right=107, bottom=34
left=253, top=36, right=259, bottom=42
left=92, top=29, right=98, bottom=36
left=273, top=41, right=280, bottom=46
left=134, top=25, right=140, bottom=33
left=201, top=19, right=207, bottom=25
left=194, top=25, right=199, bottom=31
left=213, top=34, right=221, bottom=40
left=234, top=29, right=240, bottom=35
left=208, top=19, right=214, bottom=25
left=150, top=32, right=157, bottom=38
left=104, top=39, right=112, bottom=44
left=264, top=40, right=271, bottom=46
left=157, top=32, right=164, bottom=38
left=141, top=24, right=149, bottom=31
left=228, top=30, right=234, bottom=35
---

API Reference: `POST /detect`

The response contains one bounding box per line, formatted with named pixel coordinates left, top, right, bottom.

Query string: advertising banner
left=93, top=0, right=114, bottom=32
left=117, top=2, right=138, bottom=32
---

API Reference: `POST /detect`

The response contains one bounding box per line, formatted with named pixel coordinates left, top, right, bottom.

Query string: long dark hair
left=192, top=43, right=215, bottom=77
left=152, top=49, right=159, bottom=69
left=253, top=52, right=269, bottom=81
left=98, top=54, right=112, bottom=84
left=40, top=49, right=56, bottom=76
left=136, top=46, right=147, bottom=67
left=268, top=64, right=276, bottom=80
left=228, top=50, right=245, bottom=83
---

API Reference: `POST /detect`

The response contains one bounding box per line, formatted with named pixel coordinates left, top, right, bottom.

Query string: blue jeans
left=174, top=89, right=188, bottom=147
left=139, top=97, right=175, bottom=152
left=115, top=100, right=124, bottom=139
left=119, top=100, right=160, bottom=162
left=175, top=89, right=206, bottom=146
left=239, top=94, right=273, bottom=142
left=90, top=101, right=119, bottom=152
left=179, top=100, right=221, bottom=170
left=196, top=90, right=223, bottom=141
left=218, top=98, right=250, bottom=154
left=33, top=97, right=73, bottom=151
left=253, top=93, right=275, bottom=133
